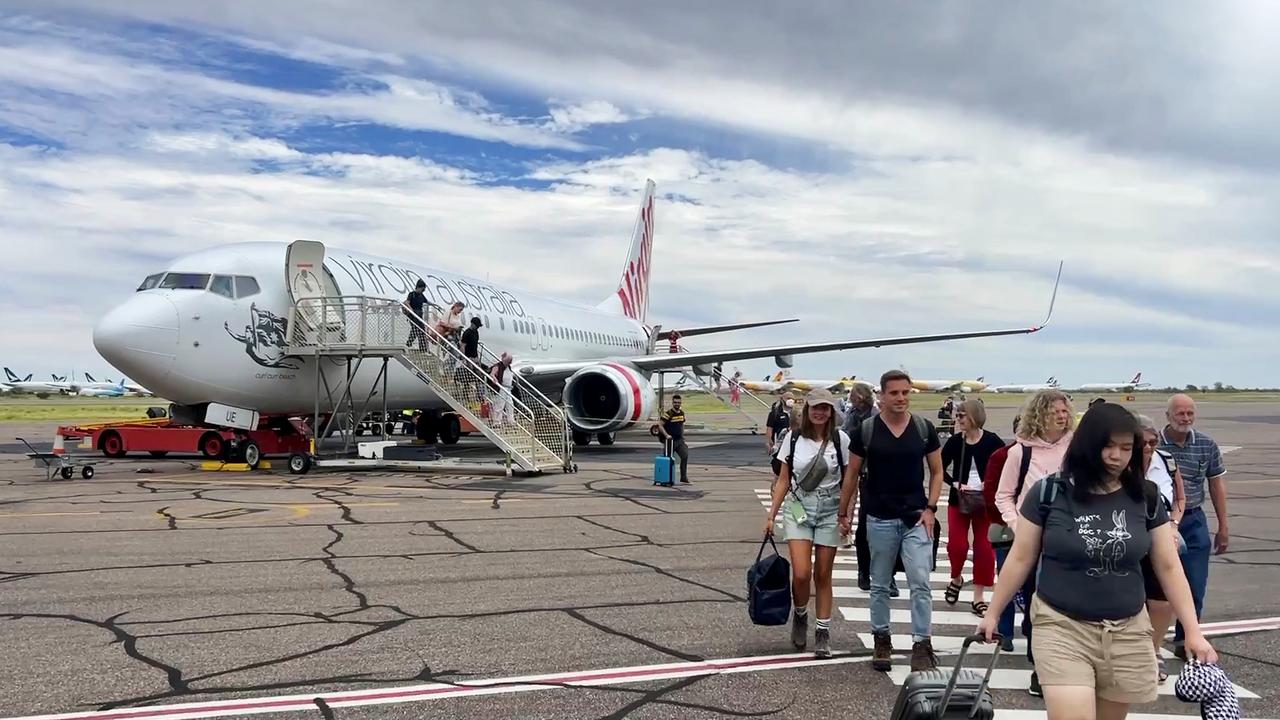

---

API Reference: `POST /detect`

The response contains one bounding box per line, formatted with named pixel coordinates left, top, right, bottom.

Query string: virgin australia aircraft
left=93, top=181, right=1060, bottom=444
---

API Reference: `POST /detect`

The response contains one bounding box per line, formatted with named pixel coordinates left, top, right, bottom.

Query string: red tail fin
left=603, top=180, right=656, bottom=323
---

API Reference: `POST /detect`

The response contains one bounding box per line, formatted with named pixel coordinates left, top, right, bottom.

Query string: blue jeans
left=867, top=515, right=933, bottom=642
left=994, top=544, right=1037, bottom=662
left=1175, top=507, right=1211, bottom=643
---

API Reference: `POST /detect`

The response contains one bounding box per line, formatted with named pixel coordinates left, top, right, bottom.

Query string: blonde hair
left=960, top=399, right=987, bottom=429
left=1017, top=389, right=1074, bottom=441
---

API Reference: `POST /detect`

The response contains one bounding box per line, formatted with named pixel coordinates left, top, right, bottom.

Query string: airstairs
left=676, top=368, right=764, bottom=433
left=285, top=295, right=572, bottom=473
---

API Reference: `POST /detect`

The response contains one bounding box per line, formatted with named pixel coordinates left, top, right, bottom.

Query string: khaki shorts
left=1030, top=595, right=1158, bottom=704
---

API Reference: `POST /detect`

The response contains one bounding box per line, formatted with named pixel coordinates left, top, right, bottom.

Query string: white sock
left=816, top=617, right=831, bottom=632
left=794, top=607, right=808, bottom=618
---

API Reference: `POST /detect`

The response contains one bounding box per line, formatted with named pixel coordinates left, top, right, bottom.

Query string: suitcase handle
left=936, top=634, right=1003, bottom=720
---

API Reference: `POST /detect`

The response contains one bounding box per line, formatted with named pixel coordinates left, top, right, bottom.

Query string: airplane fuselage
left=95, top=242, right=651, bottom=415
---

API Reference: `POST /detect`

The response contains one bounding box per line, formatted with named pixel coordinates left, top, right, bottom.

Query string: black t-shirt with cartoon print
left=1020, top=474, right=1169, bottom=621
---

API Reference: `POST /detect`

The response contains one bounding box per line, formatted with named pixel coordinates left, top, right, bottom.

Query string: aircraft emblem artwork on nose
left=225, top=303, right=299, bottom=370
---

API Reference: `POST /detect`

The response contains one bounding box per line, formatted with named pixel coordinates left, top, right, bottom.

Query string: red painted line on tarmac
left=7, top=652, right=868, bottom=720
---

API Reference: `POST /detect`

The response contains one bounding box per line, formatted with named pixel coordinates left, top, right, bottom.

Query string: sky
left=1, top=1, right=1278, bottom=389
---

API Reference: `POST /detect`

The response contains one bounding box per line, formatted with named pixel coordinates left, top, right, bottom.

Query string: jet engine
left=563, top=363, right=657, bottom=433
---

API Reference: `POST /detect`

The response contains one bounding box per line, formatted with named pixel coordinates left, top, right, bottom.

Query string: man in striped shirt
left=1159, top=394, right=1228, bottom=660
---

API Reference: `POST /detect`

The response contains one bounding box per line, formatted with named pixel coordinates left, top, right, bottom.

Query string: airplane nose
left=93, top=294, right=179, bottom=388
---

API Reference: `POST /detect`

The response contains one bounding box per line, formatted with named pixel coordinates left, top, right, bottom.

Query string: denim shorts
left=782, top=486, right=841, bottom=547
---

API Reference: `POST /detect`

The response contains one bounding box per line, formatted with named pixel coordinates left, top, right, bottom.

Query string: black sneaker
left=889, top=579, right=900, bottom=598
left=679, top=477, right=690, bottom=484
left=1028, top=671, right=1043, bottom=697
left=871, top=631, right=893, bottom=671
left=790, top=611, right=808, bottom=651
left=814, top=628, right=831, bottom=659
left=857, top=572, right=870, bottom=591
left=1173, top=644, right=1188, bottom=661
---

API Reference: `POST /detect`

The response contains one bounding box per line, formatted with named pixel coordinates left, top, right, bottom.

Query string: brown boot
left=910, top=638, right=939, bottom=672
left=871, top=631, right=893, bottom=671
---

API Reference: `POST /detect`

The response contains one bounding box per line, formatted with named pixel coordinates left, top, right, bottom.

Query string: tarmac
left=0, top=397, right=1275, bottom=719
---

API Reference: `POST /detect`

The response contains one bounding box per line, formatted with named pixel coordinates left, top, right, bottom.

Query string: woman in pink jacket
left=994, top=389, right=1074, bottom=698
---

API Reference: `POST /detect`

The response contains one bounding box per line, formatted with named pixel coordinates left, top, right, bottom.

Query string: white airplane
left=1069, top=372, right=1149, bottom=394
left=911, top=375, right=989, bottom=393
left=82, top=372, right=154, bottom=397
left=991, top=376, right=1058, bottom=394
left=93, top=180, right=1059, bottom=446
left=2, top=368, right=67, bottom=397
left=78, top=378, right=130, bottom=397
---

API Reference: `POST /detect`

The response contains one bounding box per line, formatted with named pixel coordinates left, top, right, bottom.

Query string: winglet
left=1035, top=261, right=1064, bottom=330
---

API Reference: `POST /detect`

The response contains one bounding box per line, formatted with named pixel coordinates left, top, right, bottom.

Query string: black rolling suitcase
left=889, top=634, right=1000, bottom=720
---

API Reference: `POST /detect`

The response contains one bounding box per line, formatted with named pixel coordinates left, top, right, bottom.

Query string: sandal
left=970, top=601, right=989, bottom=617
left=1158, top=657, right=1168, bottom=683
left=944, top=577, right=964, bottom=605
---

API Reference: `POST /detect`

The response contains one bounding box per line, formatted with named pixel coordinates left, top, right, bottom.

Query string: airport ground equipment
left=56, top=418, right=309, bottom=465
left=284, top=295, right=572, bottom=474
left=18, top=436, right=95, bottom=480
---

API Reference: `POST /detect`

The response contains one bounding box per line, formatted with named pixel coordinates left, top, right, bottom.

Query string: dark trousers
left=994, top=544, right=1037, bottom=663
left=671, top=439, right=689, bottom=480
left=1175, top=507, right=1212, bottom=643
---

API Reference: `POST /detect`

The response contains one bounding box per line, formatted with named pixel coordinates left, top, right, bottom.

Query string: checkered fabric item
left=1175, top=660, right=1241, bottom=720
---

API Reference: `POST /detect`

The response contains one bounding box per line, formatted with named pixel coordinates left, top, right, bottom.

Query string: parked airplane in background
left=1068, top=372, right=1148, bottom=393
left=3, top=368, right=66, bottom=397
left=83, top=373, right=154, bottom=397
left=991, top=376, right=1058, bottom=393
left=93, top=180, right=1060, bottom=446
left=779, top=375, right=876, bottom=395
left=739, top=371, right=789, bottom=394
left=910, top=375, right=989, bottom=393
left=79, top=379, right=130, bottom=397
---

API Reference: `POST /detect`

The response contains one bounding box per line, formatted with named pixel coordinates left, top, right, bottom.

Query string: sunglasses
left=1143, top=439, right=1159, bottom=447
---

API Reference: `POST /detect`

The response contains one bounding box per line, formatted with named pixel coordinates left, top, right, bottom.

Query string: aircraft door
left=285, top=240, right=335, bottom=343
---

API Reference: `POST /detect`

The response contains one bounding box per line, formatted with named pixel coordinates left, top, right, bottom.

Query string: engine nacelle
left=563, top=363, right=657, bottom=433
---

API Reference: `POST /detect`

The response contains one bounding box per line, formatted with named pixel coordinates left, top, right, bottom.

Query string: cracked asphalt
left=0, top=398, right=1277, bottom=718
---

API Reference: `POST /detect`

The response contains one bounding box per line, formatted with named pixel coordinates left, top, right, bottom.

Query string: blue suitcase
left=653, top=441, right=675, bottom=486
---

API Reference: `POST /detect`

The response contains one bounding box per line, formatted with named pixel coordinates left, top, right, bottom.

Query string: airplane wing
left=517, top=262, right=1061, bottom=384
left=655, top=318, right=798, bottom=340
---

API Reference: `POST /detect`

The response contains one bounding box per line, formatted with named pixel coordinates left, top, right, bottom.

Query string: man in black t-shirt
left=765, top=393, right=795, bottom=459
left=461, top=317, right=482, bottom=361
left=403, top=279, right=429, bottom=350
left=656, top=395, right=689, bottom=484
left=839, top=370, right=943, bottom=673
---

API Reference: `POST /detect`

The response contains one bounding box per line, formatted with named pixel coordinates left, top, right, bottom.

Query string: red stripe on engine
left=603, top=362, right=643, bottom=422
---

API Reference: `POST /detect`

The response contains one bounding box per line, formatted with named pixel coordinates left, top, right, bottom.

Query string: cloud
left=0, top=4, right=1278, bottom=388
left=545, top=100, right=633, bottom=134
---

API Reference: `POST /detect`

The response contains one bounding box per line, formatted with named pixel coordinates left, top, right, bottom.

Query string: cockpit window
left=159, top=273, right=210, bottom=290
left=234, top=276, right=260, bottom=298
left=136, top=273, right=164, bottom=291
left=210, top=275, right=235, bottom=299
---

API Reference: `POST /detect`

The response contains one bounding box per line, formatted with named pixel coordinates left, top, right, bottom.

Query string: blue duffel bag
left=747, top=535, right=791, bottom=626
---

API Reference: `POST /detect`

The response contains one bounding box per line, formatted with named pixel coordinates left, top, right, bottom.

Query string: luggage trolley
left=17, top=437, right=95, bottom=481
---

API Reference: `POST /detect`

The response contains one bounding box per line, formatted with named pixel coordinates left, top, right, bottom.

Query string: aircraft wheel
left=648, top=425, right=660, bottom=437
left=572, top=430, right=592, bottom=446
left=439, top=415, right=462, bottom=445
left=288, top=453, right=312, bottom=475
left=242, top=441, right=261, bottom=470
left=596, top=432, right=616, bottom=446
